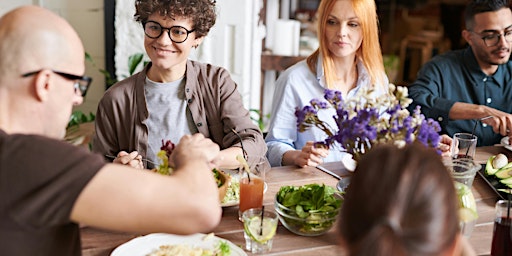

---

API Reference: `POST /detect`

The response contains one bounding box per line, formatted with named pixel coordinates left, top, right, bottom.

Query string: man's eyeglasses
left=22, top=70, right=92, bottom=97
left=470, top=30, right=512, bottom=47
left=143, top=21, right=195, bottom=43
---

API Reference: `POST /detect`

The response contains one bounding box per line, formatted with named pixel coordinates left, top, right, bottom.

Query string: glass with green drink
left=444, top=158, right=480, bottom=237
left=242, top=208, right=279, bottom=253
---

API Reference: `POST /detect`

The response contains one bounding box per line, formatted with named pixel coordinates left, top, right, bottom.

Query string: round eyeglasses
left=143, top=21, right=195, bottom=43
left=470, top=30, right=512, bottom=47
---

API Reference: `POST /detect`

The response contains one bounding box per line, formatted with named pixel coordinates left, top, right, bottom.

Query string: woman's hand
left=113, top=151, right=144, bottom=169
left=438, top=134, right=453, bottom=157
left=287, top=141, right=329, bottom=168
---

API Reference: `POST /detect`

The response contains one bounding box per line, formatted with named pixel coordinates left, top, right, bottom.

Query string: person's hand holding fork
left=112, top=151, right=144, bottom=169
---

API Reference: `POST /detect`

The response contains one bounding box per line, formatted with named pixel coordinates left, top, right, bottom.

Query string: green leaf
left=85, top=52, right=93, bottom=63
left=128, top=53, right=144, bottom=75
left=67, top=110, right=95, bottom=128
left=249, top=108, right=270, bottom=131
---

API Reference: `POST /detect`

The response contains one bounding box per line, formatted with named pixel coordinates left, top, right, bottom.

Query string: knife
left=316, top=165, right=342, bottom=180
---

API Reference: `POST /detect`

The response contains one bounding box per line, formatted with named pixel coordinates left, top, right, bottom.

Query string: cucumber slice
left=486, top=155, right=498, bottom=175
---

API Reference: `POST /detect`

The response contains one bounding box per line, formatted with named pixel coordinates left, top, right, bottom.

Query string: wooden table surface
left=81, top=146, right=508, bottom=256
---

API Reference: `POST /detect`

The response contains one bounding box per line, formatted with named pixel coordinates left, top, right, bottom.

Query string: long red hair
left=307, top=0, right=386, bottom=89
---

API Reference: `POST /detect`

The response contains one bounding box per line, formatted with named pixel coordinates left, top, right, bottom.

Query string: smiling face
left=143, top=13, right=203, bottom=81
left=464, top=7, right=512, bottom=74
left=324, top=0, right=362, bottom=60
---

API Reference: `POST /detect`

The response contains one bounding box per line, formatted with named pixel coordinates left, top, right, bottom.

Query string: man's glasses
left=143, top=21, right=195, bottom=43
left=470, top=30, right=512, bottom=47
left=22, top=70, right=92, bottom=97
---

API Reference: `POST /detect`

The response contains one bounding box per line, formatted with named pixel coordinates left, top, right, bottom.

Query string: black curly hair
left=134, top=0, right=217, bottom=38
left=464, top=0, right=511, bottom=30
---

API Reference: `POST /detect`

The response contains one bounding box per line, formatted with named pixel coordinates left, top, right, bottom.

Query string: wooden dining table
left=81, top=146, right=508, bottom=256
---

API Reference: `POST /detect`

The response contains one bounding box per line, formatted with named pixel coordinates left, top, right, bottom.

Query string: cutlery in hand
left=104, top=154, right=158, bottom=166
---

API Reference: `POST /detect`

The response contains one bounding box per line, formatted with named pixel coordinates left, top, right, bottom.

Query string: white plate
left=501, top=137, right=512, bottom=151
left=220, top=170, right=268, bottom=208
left=111, top=233, right=246, bottom=256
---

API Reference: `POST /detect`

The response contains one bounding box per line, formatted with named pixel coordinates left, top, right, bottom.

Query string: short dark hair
left=134, top=0, right=217, bottom=38
left=464, top=0, right=511, bottom=29
left=339, top=143, right=458, bottom=256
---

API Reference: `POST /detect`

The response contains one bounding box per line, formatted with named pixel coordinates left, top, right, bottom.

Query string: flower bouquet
left=295, top=84, right=441, bottom=164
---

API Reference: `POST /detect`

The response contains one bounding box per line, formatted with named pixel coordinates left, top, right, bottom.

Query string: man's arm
left=450, top=102, right=512, bottom=137
left=70, top=134, right=222, bottom=235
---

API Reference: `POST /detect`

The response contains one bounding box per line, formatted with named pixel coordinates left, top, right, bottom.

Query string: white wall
left=0, top=0, right=106, bottom=115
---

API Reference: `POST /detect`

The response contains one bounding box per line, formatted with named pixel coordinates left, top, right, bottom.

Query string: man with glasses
left=0, top=6, right=222, bottom=255
left=22, top=70, right=92, bottom=97
left=92, top=0, right=267, bottom=171
left=408, top=0, right=512, bottom=146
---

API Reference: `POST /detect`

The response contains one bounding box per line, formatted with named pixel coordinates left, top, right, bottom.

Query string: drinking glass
left=443, top=158, right=480, bottom=237
left=242, top=208, right=278, bottom=253
left=444, top=158, right=480, bottom=188
left=238, top=157, right=270, bottom=220
left=491, top=200, right=512, bottom=256
left=451, top=133, right=477, bottom=160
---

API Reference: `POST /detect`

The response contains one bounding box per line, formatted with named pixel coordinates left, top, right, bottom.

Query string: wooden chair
left=398, top=34, right=450, bottom=84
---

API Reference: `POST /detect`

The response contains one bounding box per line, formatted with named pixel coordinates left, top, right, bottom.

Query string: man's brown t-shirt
left=0, top=130, right=105, bottom=255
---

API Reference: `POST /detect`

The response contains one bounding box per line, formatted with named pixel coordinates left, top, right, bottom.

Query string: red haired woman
left=265, top=0, right=389, bottom=168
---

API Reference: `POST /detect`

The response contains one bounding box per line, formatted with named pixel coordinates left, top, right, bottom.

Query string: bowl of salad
left=274, top=184, right=343, bottom=236
left=213, top=169, right=231, bottom=202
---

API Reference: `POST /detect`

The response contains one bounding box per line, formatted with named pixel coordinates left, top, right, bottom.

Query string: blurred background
left=0, top=0, right=471, bottom=132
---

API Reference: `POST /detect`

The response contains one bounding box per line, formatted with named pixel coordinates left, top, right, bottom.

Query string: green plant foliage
left=249, top=109, right=270, bottom=132
left=86, top=52, right=149, bottom=90
left=128, top=53, right=144, bottom=75
left=86, top=52, right=117, bottom=89
left=67, top=110, right=95, bottom=129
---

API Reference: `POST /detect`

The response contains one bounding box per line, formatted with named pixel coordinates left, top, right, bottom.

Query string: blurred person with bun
left=339, top=143, right=476, bottom=256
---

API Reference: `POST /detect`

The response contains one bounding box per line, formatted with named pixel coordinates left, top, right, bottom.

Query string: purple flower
left=295, top=86, right=441, bottom=159
left=310, top=98, right=328, bottom=109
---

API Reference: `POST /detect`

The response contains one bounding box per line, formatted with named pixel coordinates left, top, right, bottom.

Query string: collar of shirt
left=464, top=46, right=505, bottom=88
left=314, top=54, right=370, bottom=97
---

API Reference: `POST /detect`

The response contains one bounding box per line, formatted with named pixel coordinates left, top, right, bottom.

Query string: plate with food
left=500, top=136, right=512, bottom=151
left=478, top=153, right=512, bottom=200
left=111, top=233, right=246, bottom=256
left=219, top=170, right=268, bottom=207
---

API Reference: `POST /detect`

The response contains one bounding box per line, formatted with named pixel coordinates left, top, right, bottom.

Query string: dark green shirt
left=408, top=47, right=512, bottom=146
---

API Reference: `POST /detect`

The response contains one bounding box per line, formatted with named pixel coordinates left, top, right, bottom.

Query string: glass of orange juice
left=238, top=156, right=270, bottom=220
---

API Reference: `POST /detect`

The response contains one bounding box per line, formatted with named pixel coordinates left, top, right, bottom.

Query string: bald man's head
left=0, top=5, right=85, bottom=86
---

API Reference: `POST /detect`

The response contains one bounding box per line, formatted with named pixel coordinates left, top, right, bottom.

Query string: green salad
left=221, top=178, right=240, bottom=204
left=276, top=184, right=342, bottom=233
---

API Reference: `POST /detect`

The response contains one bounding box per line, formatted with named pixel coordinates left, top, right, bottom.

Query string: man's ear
left=462, top=30, right=473, bottom=47
left=32, top=70, right=52, bottom=102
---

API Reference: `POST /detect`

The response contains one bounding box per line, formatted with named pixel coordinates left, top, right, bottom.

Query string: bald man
left=0, top=6, right=221, bottom=255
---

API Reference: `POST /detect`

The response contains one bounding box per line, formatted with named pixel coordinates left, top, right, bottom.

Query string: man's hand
left=480, top=107, right=512, bottom=138
left=171, top=134, right=220, bottom=168
left=450, top=103, right=512, bottom=139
